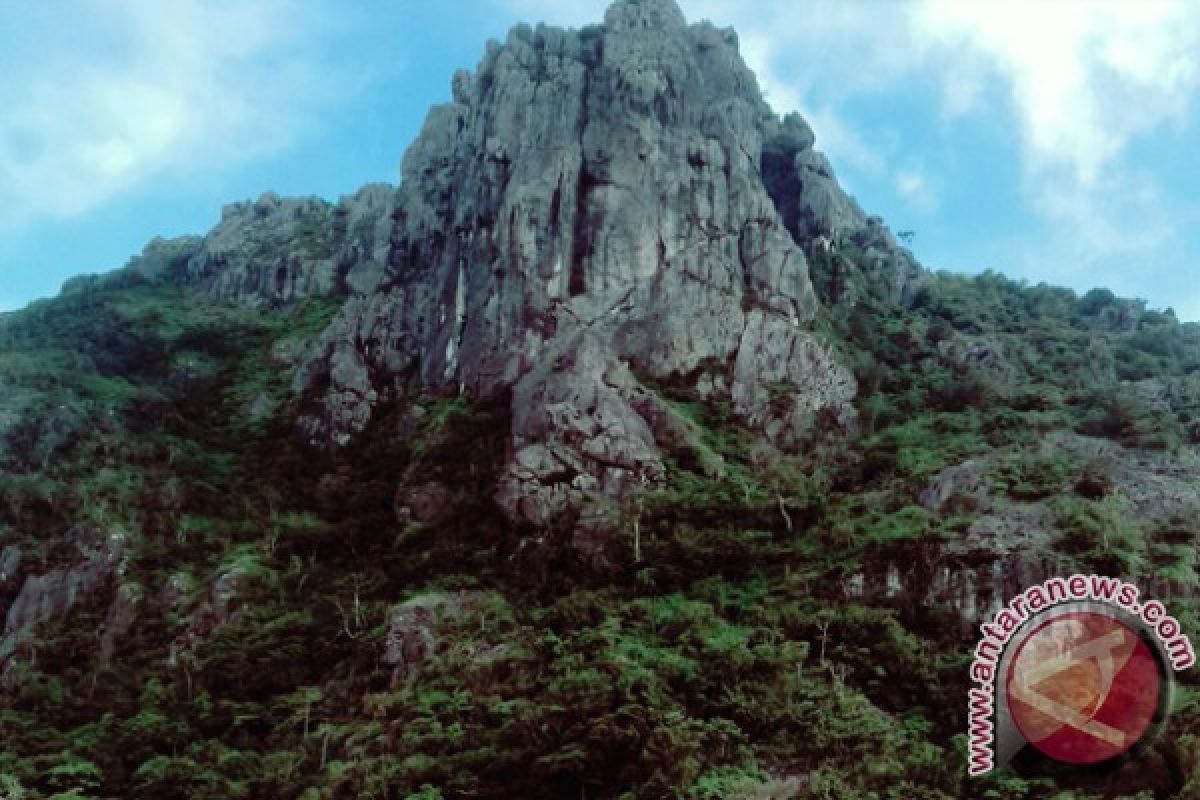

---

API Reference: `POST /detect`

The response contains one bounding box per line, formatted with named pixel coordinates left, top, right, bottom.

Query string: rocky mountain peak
left=58, top=0, right=917, bottom=548
left=282, top=0, right=923, bottom=542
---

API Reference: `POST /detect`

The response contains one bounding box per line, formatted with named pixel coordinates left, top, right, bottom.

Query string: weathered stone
left=382, top=590, right=491, bottom=685
left=40, top=0, right=918, bottom=550
left=0, top=528, right=125, bottom=661
left=286, top=0, right=878, bottom=542
left=914, top=432, right=1200, bottom=630
left=23, top=1, right=933, bottom=551
left=790, top=149, right=866, bottom=242
left=98, top=583, right=143, bottom=663
left=158, top=571, right=194, bottom=612
left=166, top=566, right=247, bottom=668
left=919, top=458, right=991, bottom=512
left=179, top=182, right=399, bottom=307
left=0, top=545, right=20, bottom=588
left=936, top=333, right=1015, bottom=387
left=730, top=311, right=859, bottom=445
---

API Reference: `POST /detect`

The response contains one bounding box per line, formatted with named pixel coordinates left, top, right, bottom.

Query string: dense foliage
left=2, top=261, right=1200, bottom=798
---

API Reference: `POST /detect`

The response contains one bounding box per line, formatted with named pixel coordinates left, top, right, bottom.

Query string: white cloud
left=894, top=167, right=938, bottom=214
left=0, top=0, right=340, bottom=233
left=914, top=1, right=1200, bottom=183
left=907, top=1, right=1200, bottom=292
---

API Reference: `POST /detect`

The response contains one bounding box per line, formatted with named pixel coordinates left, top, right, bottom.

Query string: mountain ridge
left=3, top=1, right=1200, bottom=797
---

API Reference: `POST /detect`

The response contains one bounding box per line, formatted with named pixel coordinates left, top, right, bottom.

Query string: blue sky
left=2, top=1, right=1199, bottom=320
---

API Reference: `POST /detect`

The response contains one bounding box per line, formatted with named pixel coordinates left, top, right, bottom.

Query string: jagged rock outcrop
left=913, top=432, right=1200, bottom=629
left=184, top=185, right=398, bottom=306
left=42, top=0, right=915, bottom=547
left=935, top=332, right=1016, bottom=388
left=23, top=0, right=920, bottom=549
left=292, top=0, right=874, bottom=540
left=0, top=527, right=126, bottom=661
left=166, top=565, right=247, bottom=668
left=33, top=0, right=924, bottom=548
left=56, top=183, right=398, bottom=308
left=97, top=583, right=142, bottom=663
left=761, top=119, right=923, bottom=308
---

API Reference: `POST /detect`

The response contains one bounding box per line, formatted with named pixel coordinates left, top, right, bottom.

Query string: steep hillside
left=3, top=1, right=1200, bottom=798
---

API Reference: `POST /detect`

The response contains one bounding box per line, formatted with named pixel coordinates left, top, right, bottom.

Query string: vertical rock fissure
left=568, top=68, right=593, bottom=298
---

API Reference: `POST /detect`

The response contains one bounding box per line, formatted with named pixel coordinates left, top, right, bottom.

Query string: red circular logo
left=1005, top=611, right=1161, bottom=764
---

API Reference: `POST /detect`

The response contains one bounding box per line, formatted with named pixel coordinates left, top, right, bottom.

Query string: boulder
left=382, top=590, right=492, bottom=685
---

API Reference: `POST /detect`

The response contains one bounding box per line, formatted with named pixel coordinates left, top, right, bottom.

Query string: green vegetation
left=1, top=259, right=1200, bottom=799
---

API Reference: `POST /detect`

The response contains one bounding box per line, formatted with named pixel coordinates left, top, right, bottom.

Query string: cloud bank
left=0, top=0, right=341, bottom=234
left=914, top=1, right=1200, bottom=287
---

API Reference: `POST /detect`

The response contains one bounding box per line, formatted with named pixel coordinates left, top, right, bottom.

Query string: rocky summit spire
left=281, top=0, right=918, bottom=547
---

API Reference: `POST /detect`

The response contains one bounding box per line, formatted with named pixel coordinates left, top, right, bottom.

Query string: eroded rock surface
left=186, top=185, right=398, bottom=306
left=913, top=432, right=1200, bottom=629
left=59, top=0, right=920, bottom=548
left=290, top=0, right=887, bottom=540
left=0, top=527, right=126, bottom=661
left=166, top=566, right=248, bottom=668
left=382, top=590, right=493, bottom=685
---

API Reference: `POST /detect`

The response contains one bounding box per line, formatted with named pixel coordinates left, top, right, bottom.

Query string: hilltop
left=2, top=1, right=1200, bottom=797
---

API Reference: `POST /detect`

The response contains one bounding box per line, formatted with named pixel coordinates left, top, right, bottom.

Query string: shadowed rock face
left=0, top=528, right=126, bottom=663
left=286, top=0, right=889, bottom=536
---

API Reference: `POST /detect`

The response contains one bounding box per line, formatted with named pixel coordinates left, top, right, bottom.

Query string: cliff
left=2, top=1, right=1199, bottom=798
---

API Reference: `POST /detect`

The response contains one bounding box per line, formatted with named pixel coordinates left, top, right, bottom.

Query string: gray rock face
left=0, top=528, right=126, bottom=661
left=760, top=119, right=923, bottom=307
left=293, top=0, right=871, bottom=539
left=184, top=184, right=397, bottom=306
left=936, top=332, right=1016, bottom=387
left=912, top=432, right=1200, bottom=630
left=98, top=582, right=142, bottom=664
left=166, top=565, right=247, bottom=668
left=58, top=0, right=909, bottom=545
left=0, top=545, right=20, bottom=588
